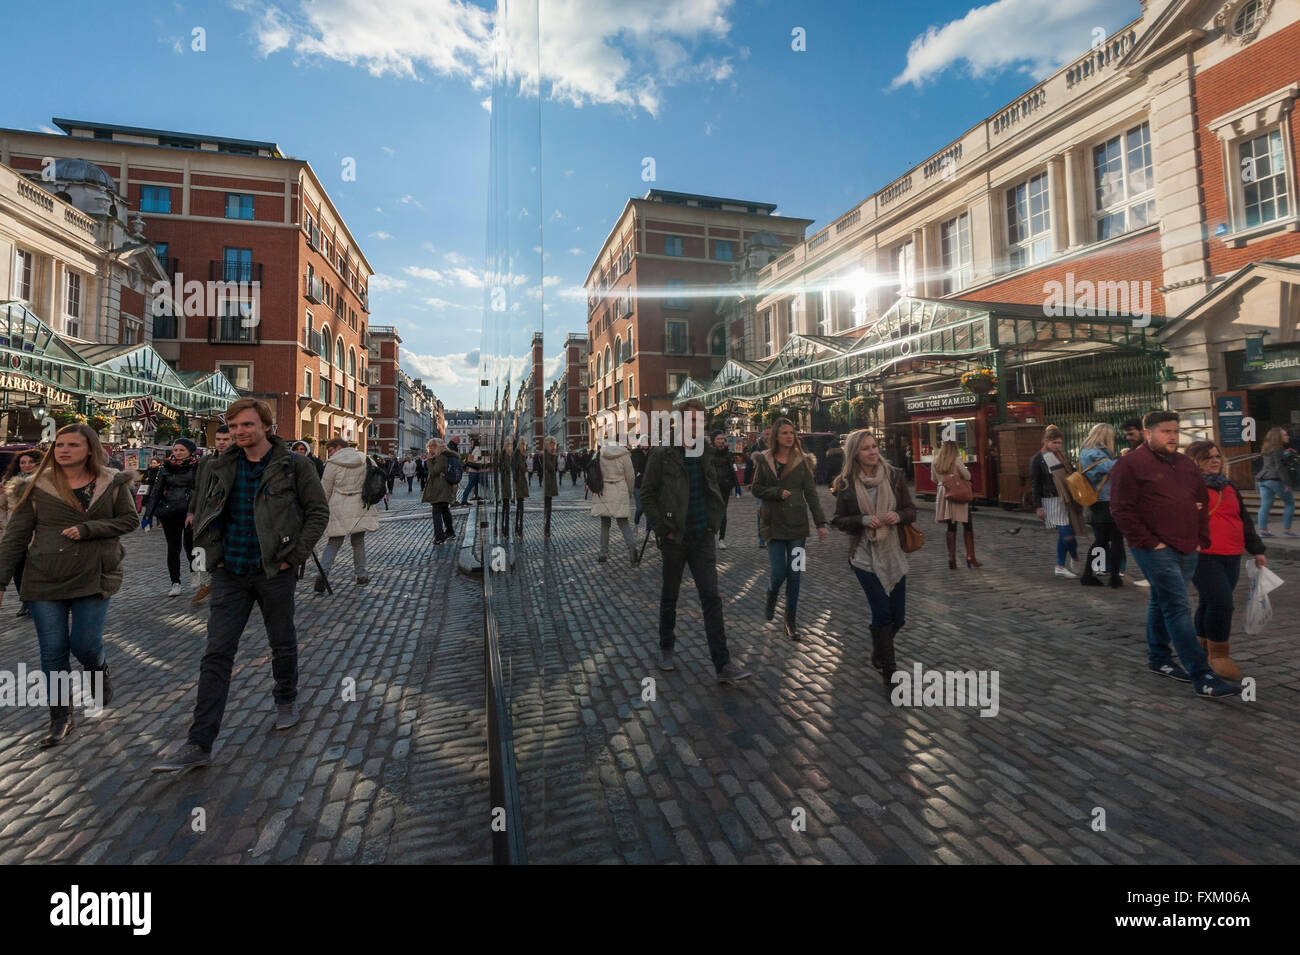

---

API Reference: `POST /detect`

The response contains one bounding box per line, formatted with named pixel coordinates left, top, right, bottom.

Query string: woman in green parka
left=0, top=424, right=138, bottom=748
left=543, top=436, right=559, bottom=538
left=422, top=438, right=457, bottom=544
left=751, top=417, right=827, bottom=642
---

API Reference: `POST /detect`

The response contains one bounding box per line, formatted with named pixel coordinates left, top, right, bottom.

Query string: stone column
left=1048, top=154, right=1068, bottom=253
left=1063, top=146, right=1085, bottom=249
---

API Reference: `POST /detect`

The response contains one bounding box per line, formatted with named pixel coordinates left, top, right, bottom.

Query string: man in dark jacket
left=630, top=445, right=648, bottom=526
left=710, top=432, right=738, bottom=548
left=1110, top=410, right=1240, bottom=700
left=641, top=401, right=749, bottom=684
left=153, top=398, right=330, bottom=772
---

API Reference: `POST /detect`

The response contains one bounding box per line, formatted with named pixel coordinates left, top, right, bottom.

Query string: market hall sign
left=903, top=390, right=980, bottom=414
left=771, top=382, right=824, bottom=405
left=0, top=372, right=79, bottom=408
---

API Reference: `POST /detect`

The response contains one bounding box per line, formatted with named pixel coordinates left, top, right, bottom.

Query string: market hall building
left=682, top=0, right=1300, bottom=502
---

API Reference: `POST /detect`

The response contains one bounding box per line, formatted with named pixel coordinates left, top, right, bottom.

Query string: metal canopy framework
left=677, top=296, right=1168, bottom=408
left=0, top=301, right=239, bottom=416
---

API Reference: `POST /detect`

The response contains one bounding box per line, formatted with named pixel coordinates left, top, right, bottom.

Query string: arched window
left=348, top=347, right=357, bottom=378
left=709, top=324, right=726, bottom=357
left=320, top=323, right=331, bottom=359
left=613, top=336, right=622, bottom=366
left=335, top=337, right=345, bottom=368
left=596, top=354, right=603, bottom=379
left=603, top=345, right=611, bottom=374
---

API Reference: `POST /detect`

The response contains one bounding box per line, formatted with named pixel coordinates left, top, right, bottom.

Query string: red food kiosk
left=906, top=390, right=1041, bottom=502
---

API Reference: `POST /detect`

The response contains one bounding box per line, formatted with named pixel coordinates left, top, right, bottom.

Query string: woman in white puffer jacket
left=590, top=441, right=638, bottom=564
left=314, top=437, right=381, bottom=590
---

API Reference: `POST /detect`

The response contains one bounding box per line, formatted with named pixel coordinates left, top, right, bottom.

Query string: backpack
left=445, top=453, right=463, bottom=485
left=361, top=457, right=388, bottom=507
left=585, top=449, right=604, bottom=496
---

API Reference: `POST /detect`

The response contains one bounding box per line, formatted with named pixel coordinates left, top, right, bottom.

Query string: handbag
left=1064, top=458, right=1107, bottom=508
left=941, top=472, right=973, bottom=503
left=898, top=522, right=924, bottom=553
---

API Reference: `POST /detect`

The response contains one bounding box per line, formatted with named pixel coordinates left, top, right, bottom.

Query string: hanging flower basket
left=89, top=414, right=111, bottom=433
left=960, top=368, right=997, bottom=394
left=829, top=399, right=852, bottom=426
left=762, top=407, right=784, bottom=426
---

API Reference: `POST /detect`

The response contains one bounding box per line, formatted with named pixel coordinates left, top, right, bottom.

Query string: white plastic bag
left=1244, top=562, right=1284, bottom=635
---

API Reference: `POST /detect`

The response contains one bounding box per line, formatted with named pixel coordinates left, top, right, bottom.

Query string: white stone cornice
left=1208, top=83, right=1299, bottom=141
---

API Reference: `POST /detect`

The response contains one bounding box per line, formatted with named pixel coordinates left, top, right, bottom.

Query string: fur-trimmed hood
left=34, top=467, right=132, bottom=509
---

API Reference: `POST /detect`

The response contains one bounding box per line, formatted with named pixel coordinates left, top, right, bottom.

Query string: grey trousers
left=320, top=532, right=367, bottom=578
left=600, top=516, right=636, bottom=559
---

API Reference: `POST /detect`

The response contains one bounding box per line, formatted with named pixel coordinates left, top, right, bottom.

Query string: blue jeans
left=1056, top=525, right=1078, bottom=566
left=459, top=471, right=482, bottom=504
left=853, top=567, right=906, bottom=630
left=767, top=538, right=805, bottom=614
left=1130, top=547, right=1211, bottom=681
left=1257, top=479, right=1294, bottom=531
left=29, top=596, right=111, bottom=681
left=633, top=487, right=643, bottom=526
left=1192, top=552, right=1241, bottom=644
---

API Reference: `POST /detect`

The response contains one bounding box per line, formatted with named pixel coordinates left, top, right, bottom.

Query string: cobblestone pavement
left=3, top=474, right=1298, bottom=865
left=0, top=488, right=490, bottom=864
left=491, top=479, right=1300, bottom=864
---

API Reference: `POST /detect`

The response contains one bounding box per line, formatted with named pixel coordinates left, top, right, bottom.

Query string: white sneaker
left=718, top=541, right=727, bottom=550
left=168, top=582, right=183, bottom=596
left=1054, top=566, right=1078, bottom=578
left=1133, top=578, right=1151, bottom=588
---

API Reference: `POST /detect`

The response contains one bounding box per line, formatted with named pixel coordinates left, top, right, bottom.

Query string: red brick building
left=0, top=118, right=374, bottom=448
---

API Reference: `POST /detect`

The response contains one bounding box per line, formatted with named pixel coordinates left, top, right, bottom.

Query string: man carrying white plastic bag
left=1244, top=562, right=1284, bottom=634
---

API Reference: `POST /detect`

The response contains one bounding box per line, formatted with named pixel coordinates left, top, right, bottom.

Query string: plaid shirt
left=682, top=451, right=709, bottom=541
left=221, top=448, right=272, bottom=575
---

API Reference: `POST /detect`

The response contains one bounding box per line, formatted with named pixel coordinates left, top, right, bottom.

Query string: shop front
left=903, top=390, right=1042, bottom=501
left=0, top=301, right=239, bottom=449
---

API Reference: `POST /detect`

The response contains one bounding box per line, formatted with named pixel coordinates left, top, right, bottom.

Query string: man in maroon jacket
left=1110, top=411, right=1241, bottom=699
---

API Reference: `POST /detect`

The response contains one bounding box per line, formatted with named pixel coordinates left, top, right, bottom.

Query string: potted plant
left=960, top=368, right=998, bottom=394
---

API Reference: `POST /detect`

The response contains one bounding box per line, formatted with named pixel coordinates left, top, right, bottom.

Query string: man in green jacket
left=153, top=398, right=329, bottom=773
left=640, top=399, right=750, bottom=684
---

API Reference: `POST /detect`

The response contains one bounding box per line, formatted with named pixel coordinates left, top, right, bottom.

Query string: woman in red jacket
left=1185, top=440, right=1266, bottom=681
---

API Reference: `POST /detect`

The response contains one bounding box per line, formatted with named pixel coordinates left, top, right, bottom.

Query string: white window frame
left=896, top=242, right=915, bottom=297
left=1005, top=171, right=1052, bottom=271
left=1209, top=84, right=1299, bottom=246
left=218, top=361, right=253, bottom=391
left=940, top=213, right=972, bottom=294
left=64, top=271, right=82, bottom=338
left=305, top=368, right=313, bottom=398
left=13, top=248, right=33, bottom=302
left=1092, top=121, right=1156, bottom=241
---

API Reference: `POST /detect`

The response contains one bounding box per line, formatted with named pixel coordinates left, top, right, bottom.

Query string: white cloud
left=400, top=346, right=481, bottom=386
left=563, top=169, right=575, bottom=177
left=568, top=247, right=584, bottom=255
left=422, top=297, right=477, bottom=310
left=368, top=273, right=408, bottom=293
left=891, top=0, right=1135, bottom=88
left=551, top=209, right=564, bottom=220
left=369, top=230, right=394, bottom=240
left=443, top=251, right=470, bottom=265
left=242, top=0, right=737, bottom=118
left=542, top=275, right=561, bottom=287
left=481, top=97, right=492, bottom=112
left=399, top=194, right=424, bottom=208
left=381, top=145, right=395, bottom=156
left=449, top=266, right=483, bottom=288
left=704, top=122, right=713, bottom=136
left=404, top=266, right=447, bottom=283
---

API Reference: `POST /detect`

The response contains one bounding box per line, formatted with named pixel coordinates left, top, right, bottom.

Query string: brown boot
left=946, top=528, right=957, bottom=569
left=964, top=529, right=981, bottom=568
left=192, top=585, right=211, bottom=604
left=1207, top=640, right=1242, bottom=681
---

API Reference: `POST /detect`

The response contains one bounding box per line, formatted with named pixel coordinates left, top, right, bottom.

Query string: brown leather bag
left=898, top=522, right=924, bottom=553
left=941, top=472, right=974, bottom=503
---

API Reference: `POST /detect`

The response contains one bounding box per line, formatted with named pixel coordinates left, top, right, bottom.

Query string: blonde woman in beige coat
left=932, top=440, right=980, bottom=569
left=590, top=441, right=638, bottom=564
left=314, top=437, right=381, bottom=591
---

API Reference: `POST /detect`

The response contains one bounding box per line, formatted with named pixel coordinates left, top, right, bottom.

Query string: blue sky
left=9, top=0, right=1141, bottom=408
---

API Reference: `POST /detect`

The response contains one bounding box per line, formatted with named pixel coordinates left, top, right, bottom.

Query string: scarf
left=1203, top=472, right=1229, bottom=490
left=1043, top=450, right=1088, bottom=538
left=850, top=464, right=908, bottom=594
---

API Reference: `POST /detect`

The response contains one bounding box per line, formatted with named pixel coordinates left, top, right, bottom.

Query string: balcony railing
left=153, top=314, right=178, bottom=339
left=302, top=326, right=322, bottom=355
left=304, top=274, right=324, bottom=303
left=210, top=260, right=263, bottom=283
left=209, top=315, right=260, bottom=345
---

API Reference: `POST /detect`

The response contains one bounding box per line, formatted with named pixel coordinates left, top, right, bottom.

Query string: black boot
left=1108, top=572, right=1123, bottom=588
left=946, top=528, right=957, bottom=570
left=90, top=663, right=113, bottom=707
left=40, top=706, right=73, bottom=749
left=784, top=606, right=802, bottom=642
left=869, top=626, right=889, bottom=671
left=764, top=589, right=779, bottom=621
left=878, top=624, right=899, bottom=693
